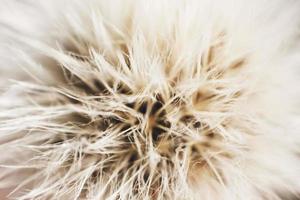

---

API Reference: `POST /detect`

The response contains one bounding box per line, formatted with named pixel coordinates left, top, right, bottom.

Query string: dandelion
left=0, top=0, right=300, bottom=199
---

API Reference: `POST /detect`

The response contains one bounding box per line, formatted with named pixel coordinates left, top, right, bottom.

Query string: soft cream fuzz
left=0, top=0, right=300, bottom=199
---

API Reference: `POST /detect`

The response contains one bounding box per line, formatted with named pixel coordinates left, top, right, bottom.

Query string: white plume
left=0, top=0, right=300, bottom=199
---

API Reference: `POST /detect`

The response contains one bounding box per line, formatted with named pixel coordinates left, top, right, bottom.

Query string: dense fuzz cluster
left=0, top=0, right=300, bottom=200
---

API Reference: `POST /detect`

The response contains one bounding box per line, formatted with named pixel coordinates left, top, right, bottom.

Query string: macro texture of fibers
left=1, top=0, right=300, bottom=199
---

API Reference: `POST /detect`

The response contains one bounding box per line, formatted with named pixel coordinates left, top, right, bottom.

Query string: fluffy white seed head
left=0, top=0, right=300, bottom=199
